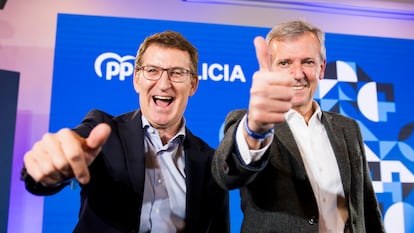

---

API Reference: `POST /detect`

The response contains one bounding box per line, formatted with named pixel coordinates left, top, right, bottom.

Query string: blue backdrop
left=45, top=13, right=414, bottom=233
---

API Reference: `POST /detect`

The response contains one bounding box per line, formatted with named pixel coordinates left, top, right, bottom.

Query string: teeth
left=154, top=96, right=173, bottom=101
left=292, top=86, right=304, bottom=90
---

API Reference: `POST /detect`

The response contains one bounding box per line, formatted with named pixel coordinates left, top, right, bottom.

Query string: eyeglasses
left=137, top=66, right=193, bottom=83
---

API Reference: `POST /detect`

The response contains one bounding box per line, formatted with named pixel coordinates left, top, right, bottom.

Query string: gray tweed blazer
left=212, top=109, right=385, bottom=233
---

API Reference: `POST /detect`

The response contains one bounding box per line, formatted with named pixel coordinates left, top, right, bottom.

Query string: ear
left=319, top=59, right=327, bottom=80
left=133, top=69, right=140, bottom=93
left=188, top=75, right=199, bottom=97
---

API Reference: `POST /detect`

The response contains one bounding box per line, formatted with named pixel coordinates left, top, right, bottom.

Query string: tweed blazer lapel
left=273, top=122, right=308, bottom=179
left=272, top=113, right=352, bottom=196
left=116, top=110, right=146, bottom=193
left=321, top=112, right=351, bottom=197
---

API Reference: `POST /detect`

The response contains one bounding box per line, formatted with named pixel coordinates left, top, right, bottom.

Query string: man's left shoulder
left=322, top=111, right=356, bottom=123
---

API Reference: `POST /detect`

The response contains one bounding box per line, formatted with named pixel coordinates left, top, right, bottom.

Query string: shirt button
left=157, top=178, right=163, bottom=184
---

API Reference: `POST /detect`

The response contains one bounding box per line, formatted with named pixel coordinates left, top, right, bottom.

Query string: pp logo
left=94, top=52, right=135, bottom=81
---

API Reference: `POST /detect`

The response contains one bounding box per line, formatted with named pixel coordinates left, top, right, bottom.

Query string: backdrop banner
left=44, top=13, right=414, bottom=233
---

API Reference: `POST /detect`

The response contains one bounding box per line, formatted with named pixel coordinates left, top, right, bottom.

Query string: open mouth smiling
left=153, top=95, right=174, bottom=106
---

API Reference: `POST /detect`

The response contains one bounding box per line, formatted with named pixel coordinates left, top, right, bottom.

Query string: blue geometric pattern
left=42, top=15, right=414, bottom=233
left=316, top=60, right=414, bottom=232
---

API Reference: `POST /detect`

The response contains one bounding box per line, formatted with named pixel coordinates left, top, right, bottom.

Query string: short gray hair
left=265, top=20, right=326, bottom=61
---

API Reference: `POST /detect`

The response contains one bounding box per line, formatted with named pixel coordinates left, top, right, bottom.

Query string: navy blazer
left=23, top=110, right=229, bottom=233
left=212, top=109, right=385, bottom=233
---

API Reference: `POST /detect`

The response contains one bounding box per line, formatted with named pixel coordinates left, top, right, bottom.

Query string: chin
left=292, top=101, right=312, bottom=110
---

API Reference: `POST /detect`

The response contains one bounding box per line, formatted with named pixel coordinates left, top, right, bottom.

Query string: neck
left=295, top=101, right=315, bottom=125
left=157, top=119, right=183, bottom=145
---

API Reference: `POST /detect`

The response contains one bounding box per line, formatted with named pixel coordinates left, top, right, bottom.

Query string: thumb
left=86, top=123, right=111, bottom=151
left=254, top=36, right=271, bottom=71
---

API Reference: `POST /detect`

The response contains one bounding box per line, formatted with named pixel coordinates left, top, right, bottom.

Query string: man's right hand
left=246, top=36, right=293, bottom=134
left=23, top=123, right=111, bottom=185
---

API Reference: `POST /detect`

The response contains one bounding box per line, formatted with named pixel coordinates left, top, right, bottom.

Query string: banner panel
left=46, top=14, right=414, bottom=233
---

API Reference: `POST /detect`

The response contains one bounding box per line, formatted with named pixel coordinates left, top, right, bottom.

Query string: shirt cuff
left=235, top=114, right=273, bottom=165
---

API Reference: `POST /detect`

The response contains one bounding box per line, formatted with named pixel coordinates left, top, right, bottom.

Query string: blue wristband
left=244, top=117, right=274, bottom=140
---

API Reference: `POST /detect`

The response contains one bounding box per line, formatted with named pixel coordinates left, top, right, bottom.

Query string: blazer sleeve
left=212, top=109, right=270, bottom=190
left=356, top=122, right=386, bottom=232
left=21, top=167, right=69, bottom=195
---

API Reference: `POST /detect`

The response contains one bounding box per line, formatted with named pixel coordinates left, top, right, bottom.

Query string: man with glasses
left=21, top=30, right=229, bottom=233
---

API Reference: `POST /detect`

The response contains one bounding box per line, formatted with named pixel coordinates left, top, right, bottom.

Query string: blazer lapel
left=116, top=110, right=146, bottom=193
left=321, top=112, right=351, bottom=197
left=273, top=122, right=307, bottom=179
left=183, top=130, right=209, bottom=219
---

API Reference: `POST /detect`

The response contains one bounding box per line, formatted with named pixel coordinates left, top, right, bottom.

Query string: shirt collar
left=141, top=115, right=186, bottom=144
left=285, top=101, right=323, bottom=122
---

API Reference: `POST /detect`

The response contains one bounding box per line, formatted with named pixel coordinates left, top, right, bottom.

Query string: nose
left=290, top=63, right=305, bottom=80
left=156, top=70, right=172, bottom=89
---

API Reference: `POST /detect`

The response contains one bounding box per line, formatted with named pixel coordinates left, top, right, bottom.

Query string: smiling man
left=211, top=20, right=385, bottom=233
left=21, top=31, right=229, bottom=233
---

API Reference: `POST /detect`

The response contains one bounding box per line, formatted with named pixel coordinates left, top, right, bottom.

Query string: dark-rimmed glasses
left=137, top=66, right=193, bottom=83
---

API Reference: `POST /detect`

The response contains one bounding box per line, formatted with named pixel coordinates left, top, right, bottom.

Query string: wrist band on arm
left=244, top=117, right=274, bottom=141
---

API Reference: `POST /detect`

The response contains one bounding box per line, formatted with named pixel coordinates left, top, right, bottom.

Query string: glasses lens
left=142, top=66, right=161, bottom=80
left=140, top=66, right=191, bottom=82
left=168, top=68, right=190, bottom=82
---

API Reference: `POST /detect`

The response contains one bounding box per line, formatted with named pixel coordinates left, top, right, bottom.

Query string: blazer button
left=223, top=162, right=229, bottom=172
left=308, top=216, right=318, bottom=225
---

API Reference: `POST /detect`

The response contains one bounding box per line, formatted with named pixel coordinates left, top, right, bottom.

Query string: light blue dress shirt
left=139, top=116, right=187, bottom=233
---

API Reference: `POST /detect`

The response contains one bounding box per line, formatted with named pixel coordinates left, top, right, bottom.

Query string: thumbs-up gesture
left=23, top=123, right=111, bottom=185
left=246, top=36, right=293, bottom=135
